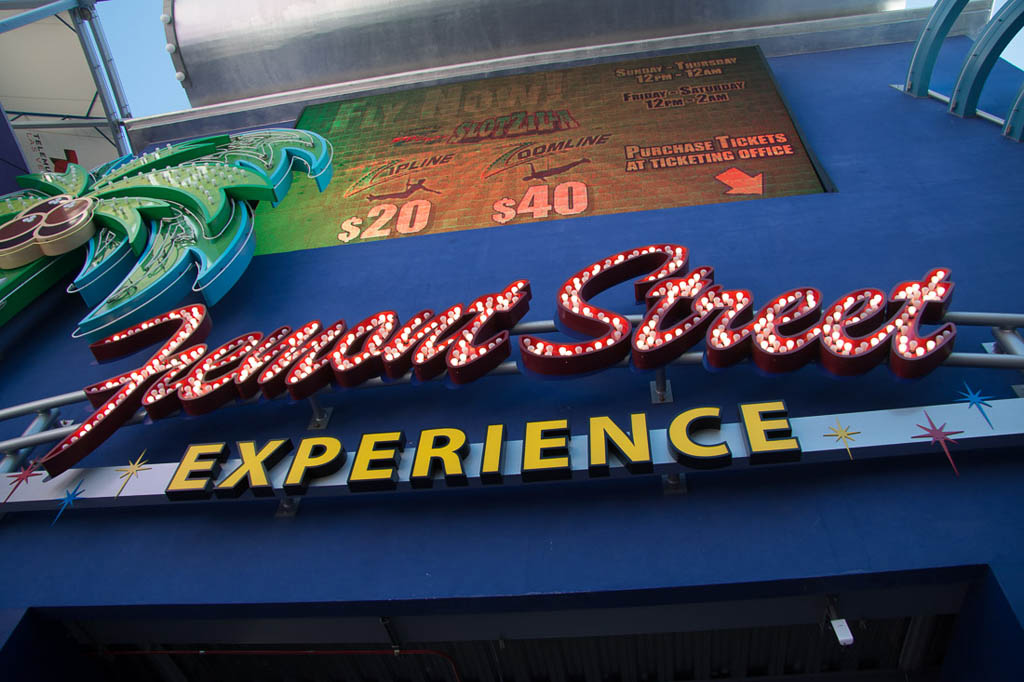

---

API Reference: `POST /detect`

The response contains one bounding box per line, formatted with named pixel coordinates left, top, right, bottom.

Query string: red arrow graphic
left=715, top=167, right=763, bottom=195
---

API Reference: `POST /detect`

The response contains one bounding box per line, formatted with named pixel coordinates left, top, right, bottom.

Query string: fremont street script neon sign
left=38, top=243, right=955, bottom=478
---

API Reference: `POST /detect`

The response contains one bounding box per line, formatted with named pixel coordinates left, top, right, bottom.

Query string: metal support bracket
left=275, top=496, right=300, bottom=518
left=650, top=368, right=673, bottom=404
left=0, top=407, right=59, bottom=473
left=307, top=396, right=333, bottom=430
left=380, top=616, right=402, bottom=652
left=950, top=0, right=1024, bottom=118
left=904, top=0, right=970, bottom=97
left=991, top=327, right=1024, bottom=380
left=1004, top=82, right=1024, bottom=140
left=662, top=473, right=687, bottom=495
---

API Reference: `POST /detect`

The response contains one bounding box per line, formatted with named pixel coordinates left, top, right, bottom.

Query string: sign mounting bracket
left=307, top=395, right=333, bottom=430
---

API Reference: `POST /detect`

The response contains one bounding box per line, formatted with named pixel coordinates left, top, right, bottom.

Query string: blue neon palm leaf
left=0, top=129, right=333, bottom=340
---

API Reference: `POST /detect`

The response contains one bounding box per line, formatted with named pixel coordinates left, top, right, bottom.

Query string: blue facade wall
left=0, top=102, right=29, bottom=195
left=0, top=36, right=1022, bottom=673
left=941, top=567, right=1024, bottom=681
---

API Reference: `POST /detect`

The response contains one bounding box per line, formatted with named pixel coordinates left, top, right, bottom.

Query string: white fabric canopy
left=0, top=9, right=118, bottom=173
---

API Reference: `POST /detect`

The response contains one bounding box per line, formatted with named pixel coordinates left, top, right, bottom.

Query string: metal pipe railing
left=0, top=349, right=1016, bottom=455
left=0, top=423, right=76, bottom=454
left=0, top=409, right=146, bottom=454
left=513, top=311, right=1024, bottom=338
left=1, top=310, right=1022, bottom=454
left=0, top=390, right=87, bottom=423
left=944, top=352, right=1024, bottom=369
left=510, top=314, right=643, bottom=336
left=0, top=407, right=59, bottom=473
left=945, top=311, right=1024, bottom=328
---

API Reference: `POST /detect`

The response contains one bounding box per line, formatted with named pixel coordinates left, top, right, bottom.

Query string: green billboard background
left=253, top=46, right=825, bottom=255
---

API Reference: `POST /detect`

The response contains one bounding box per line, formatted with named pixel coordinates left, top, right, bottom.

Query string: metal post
left=70, top=5, right=130, bottom=156
left=83, top=7, right=131, bottom=121
left=991, top=327, right=1024, bottom=392
left=662, top=472, right=687, bottom=495
left=307, top=395, right=333, bottom=430
left=650, top=367, right=673, bottom=404
left=991, top=327, right=1024, bottom=357
left=991, top=326, right=1024, bottom=385
left=275, top=496, right=300, bottom=517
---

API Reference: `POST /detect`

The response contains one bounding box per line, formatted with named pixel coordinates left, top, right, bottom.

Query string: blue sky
left=96, top=0, right=190, bottom=118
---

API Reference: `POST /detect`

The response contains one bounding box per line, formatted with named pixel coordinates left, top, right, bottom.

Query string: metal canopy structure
left=165, top=0, right=909, bottom=108
left=0, top=0, right=131, bottom=172
left=126, top=1, right=998, bottom=151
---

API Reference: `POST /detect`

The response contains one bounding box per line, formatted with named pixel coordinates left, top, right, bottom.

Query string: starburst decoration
left=52, top=479, right=85, bottom=526
left=912, top=410, right=964, bottom=476
left=824, top=418, right=860, bottom=460
left=955, top=381, right=994, bottom=429
left=3, top=459, right=43, bottom=503
left=115, top=451, right=151, bottom=497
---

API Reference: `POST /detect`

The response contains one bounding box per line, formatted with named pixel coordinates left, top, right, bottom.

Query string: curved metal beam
left=950, top=0, right=1024, bottom=118
left=1003, top=80, right=1024, bottom=140
left=905, top=0, right=970, bottom=97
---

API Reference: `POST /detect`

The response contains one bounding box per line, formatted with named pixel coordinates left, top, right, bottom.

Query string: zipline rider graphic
left=521, top=157, right=590, bottom=182
left=366, top=178, right=443, bottom=202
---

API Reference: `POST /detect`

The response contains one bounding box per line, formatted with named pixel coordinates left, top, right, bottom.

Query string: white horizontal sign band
left=2, top=398, right=1017, bottom=513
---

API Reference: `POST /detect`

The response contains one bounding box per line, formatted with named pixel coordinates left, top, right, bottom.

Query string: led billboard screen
left=254, top=46, right=826, bottom=254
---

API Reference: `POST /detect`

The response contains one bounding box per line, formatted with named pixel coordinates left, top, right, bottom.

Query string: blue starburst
left=52, top=480, right=85, bottom=526
left=955, top=381, right=994, bottom=429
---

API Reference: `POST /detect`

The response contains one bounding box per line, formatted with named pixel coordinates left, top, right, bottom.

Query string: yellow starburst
left=115, top=451, right=151, bottom=497
left=824, top=418, right=860, bottom=460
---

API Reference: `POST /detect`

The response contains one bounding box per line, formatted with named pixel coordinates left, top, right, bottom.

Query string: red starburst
left=912, top=410, right=964, bottom=476
left=4, top=460, right=43, bottom=503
